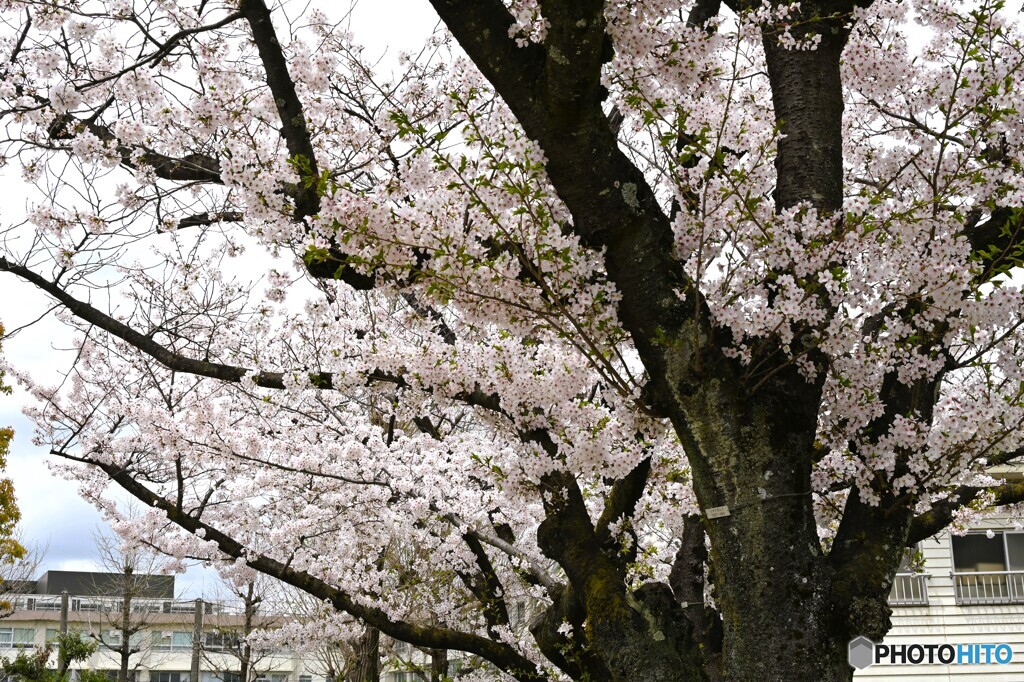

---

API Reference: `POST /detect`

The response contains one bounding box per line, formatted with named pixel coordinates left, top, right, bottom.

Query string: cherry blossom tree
left=1, top=0, right=1024, bottom=679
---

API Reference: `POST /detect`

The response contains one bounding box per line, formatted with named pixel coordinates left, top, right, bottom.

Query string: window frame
left=149, top=672, right=190, bottom=682
left=152, top=631, right=193, bottom=652
left=950, top=530, right=1024, bottom=605
left=888, top=544, right=929, bottom=607
left=0, top=627, right=36, bottom=649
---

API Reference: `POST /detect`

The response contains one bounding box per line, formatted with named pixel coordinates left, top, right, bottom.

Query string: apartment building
left=0, top=571, right=327, bottom=682
left=0, top=571, right=471, bottom=682
left=855, top=517, right=1024, bottom=681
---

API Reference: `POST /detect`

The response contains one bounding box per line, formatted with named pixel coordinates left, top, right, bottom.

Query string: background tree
left=201, top=578, right=284, bottom=682
left=84, top=532, right=173, bottom=682
left=1, top=0, right=1023, bottom=680
left=0, top=538, right=45, bottom=618
left=0, top=323, right=26, bottom=578
left=1, top=631, right=106, bottom=682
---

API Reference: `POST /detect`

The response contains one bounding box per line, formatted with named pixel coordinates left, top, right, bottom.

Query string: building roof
left=33, top=571, right=175, bottom=598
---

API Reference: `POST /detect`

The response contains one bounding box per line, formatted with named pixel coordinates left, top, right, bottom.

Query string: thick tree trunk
left=119, top=646, right=131, bottom=682
left=119, top=574, right=133, bottom=682
left=347, top=627, right=379, bottom=682
left=763, top=33, right=847, bottom=213
left=676, top=372, right=845, bottom=680
left=680, top=26, right=864, bottom=682
left=240, top=645, right=251, bottom=682
left=17, top=0, right=993, bottom=680
left=534, top=473, right=706, bottom=681
left=669, top=518, right=722, bottom=682
left=428, top=648, right=446, bottom=682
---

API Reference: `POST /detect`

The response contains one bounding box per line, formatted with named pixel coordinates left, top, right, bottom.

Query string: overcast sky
left=0, top=0, right=438, bottom=598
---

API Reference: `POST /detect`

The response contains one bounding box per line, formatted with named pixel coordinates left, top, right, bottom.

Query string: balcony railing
left=953, top=571, right=1024, bottom=605
left=889, top=573, right=930, bottom=606
left=4, top=595, right=218, bottom=615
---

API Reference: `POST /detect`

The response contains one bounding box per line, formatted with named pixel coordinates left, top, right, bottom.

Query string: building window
left=166, top=601, right=197, bottom=614
left=952, top=531, right=1024, bottom=604
left=101, top=671, right=137, bottom=682
left=253, top=674, right=287, bottom=682
left=45, top=629, right=95, bottom=646
left=889, top=546, right=929, bottom=606
left=131, top=601, right=162, bottom=614
left=203, top=632, right=238, bottom=651
left=152, top=631, right=193, bottom=652
left=72, top=598, right=102, bottom=612
left=149, top=673, right=189, bottom=682
left=0, top=628, right=36, bottom=648
left=152, top=632, right=170, bottom=651
left=115, top=631, right=142, bottom=648
left=101, top=631, right=142, bottom=649
left=15, top=628, right=34, bottom=648
left=31, top=597, right=63, bottom=611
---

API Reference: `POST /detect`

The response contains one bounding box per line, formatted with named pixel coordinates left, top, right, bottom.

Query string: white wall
left=855, top=519, right=1024, bottom=681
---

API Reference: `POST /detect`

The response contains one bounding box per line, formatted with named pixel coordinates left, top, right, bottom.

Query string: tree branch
left=538, top=0, right=609, bottom=128
left=0, top=258, right=514, bottom=419
left=528, top=583, right=610, bottom=681
left=456, top=532, right=511, bottom=636
left=431, top=0, right=721, bottom=424
left=426, top=1, right=545, bottom=121
left=668, top=515, right=722, bottom=679
left=907, top=448, right=1024, bottom=545
left=687, top=0, right=722, bottom=29
left=238, top=0, right=320, bottom=219
left=594, top=456, right=650, bottom=566
left=448, top=515, right=559, bottom=593
left=173, top=211, right=244, bottom=230
left=47, top=114, right=224, bottom=184
left=52, top=449, right=546, bottom=682
left=964, top=206, right=1024, bottom=284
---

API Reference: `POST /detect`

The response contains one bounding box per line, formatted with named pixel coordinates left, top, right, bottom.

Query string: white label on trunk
left=705, top=505, right=731, bottom=519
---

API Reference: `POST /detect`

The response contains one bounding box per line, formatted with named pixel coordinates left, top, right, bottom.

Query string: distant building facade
left=0, top=571, right=469, bottom=682
left=0, top=571, right=326, bottom=682
left=854, top=516, right=1024, bottom=681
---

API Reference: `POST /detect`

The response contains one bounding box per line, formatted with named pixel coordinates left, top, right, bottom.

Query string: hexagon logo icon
left=849, top=636, right=875, bottom=670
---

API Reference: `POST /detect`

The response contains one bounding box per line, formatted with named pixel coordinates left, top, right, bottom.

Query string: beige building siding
left=0, top=603, right=452, bottom=682
left=0, top=611, right=320, bottom=682
left=855, top=518, right=1024, bottom=681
